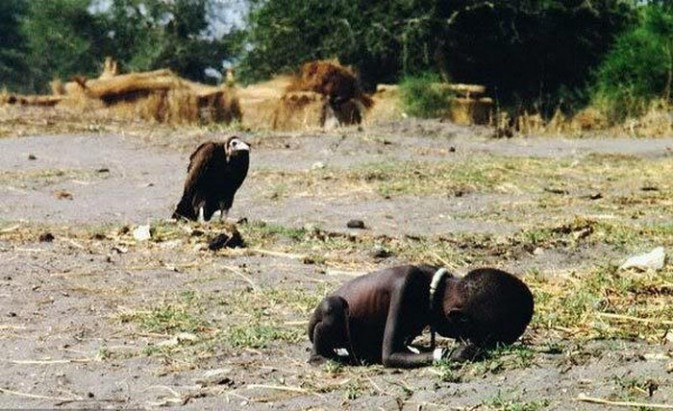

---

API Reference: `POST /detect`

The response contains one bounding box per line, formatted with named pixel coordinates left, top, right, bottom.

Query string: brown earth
left=0, top=111, right=672, bottom=410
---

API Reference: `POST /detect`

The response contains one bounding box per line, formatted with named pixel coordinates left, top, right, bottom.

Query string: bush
left=399, top=73, right=454, bottom=118
left=592, top=5, right=673, bottom=121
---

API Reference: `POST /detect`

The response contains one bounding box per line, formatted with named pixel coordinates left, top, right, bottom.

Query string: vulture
left=172, top=136, right=250, bottom=221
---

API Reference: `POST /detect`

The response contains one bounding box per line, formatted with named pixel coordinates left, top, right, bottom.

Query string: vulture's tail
left=172, top=197, right=197, bottom=221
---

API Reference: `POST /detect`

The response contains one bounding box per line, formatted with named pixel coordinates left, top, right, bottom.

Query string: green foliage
left=3, top=0, right=243, bottom=92
left=239, top=0, right=451, bottom=86
left=97, top=0, right=242, bottom=83
left=592, top=4, right=673, bottom=121
left=238, top=1, right=355, bottom=83
left=439, top=1, right=635, bottom=116
left=399, top=73, right=454, bottom=118
left=0, top=0, right=656, bottom=115
left=0, top=0, right=29, bottom=92
left=241, top=0, right=635, bottom=112
left=21, top=0, right=106, bottom=93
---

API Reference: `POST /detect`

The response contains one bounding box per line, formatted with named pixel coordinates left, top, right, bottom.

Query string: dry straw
left=2, top=58, right=242, bottom=126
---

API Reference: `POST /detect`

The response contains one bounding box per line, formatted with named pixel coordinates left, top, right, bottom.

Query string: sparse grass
left=216, top=286, right=323, bottom=349
left=226, top=322, right=301, bottom=349
left=243, top=220, right=306, bottom=243
left=434, top=343, right=537, bottom=383
left=109, top=284, right=325, bottom=362
left=252, top=153, right=673, bottom=224
left=117, top=291, right=210, bottom=335
left=0, top=168, right=100, bottom=187
left=530, top=264, right=673, bottom=342
left=344, top=381, right=363, bottom=400
left=29, top=213, right=662, bottom=361
left=611, top=374, right=661, bottom=405
left=485, top=392, right=551, bottom=411
left=2, top=127, right=673, bottom=408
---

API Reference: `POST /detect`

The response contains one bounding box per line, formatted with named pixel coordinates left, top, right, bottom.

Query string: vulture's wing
left=183, top=142, right=219, bottom=193
left=187, top=142, right=214, bottom=173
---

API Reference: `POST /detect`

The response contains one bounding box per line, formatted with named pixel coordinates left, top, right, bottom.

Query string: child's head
left=439, top=268, right=534, bottom=347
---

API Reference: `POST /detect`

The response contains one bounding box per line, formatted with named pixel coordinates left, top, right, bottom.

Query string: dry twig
left=576, top=394, right=673, bottom=409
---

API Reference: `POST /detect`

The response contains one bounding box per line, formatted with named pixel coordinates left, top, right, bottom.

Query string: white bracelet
left=432, top=348, right=445, bottom=363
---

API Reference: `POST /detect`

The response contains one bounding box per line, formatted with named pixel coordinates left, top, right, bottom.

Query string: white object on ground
left=132, top=224, right=152, bottom=241
left=619, top=246, right=665, bottom=271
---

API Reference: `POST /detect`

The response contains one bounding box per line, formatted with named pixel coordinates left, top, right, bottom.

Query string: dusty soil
left=1, top=114, right=672, bottom=410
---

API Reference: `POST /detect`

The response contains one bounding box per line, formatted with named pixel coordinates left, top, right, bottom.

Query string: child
left=308, top=265, right=534, bottom=368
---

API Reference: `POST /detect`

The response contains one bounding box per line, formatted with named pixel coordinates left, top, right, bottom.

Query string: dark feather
left=172, top=136, right=250, bottom=221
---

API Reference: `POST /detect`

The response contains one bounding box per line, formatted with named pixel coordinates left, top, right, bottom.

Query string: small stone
left=347, top=219, right=365, bottom=229
left=190, top=228, right=205, bottom=237
left=39, top=232, right=55, bottom=242
left=208, top=230, right=245, bottom=250
left=371, top=246, right=391, bottom=259
left=54, top=190, right=73, bottom=200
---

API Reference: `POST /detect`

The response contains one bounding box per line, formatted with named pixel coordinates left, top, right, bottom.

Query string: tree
left=15, top=0, right=244, bottom=92
left=436, top=1, right=636, bottom=114
left=0, top=0, right=29, bottom=92
left=20, top=0, right=106, bottom=93
left=96, top=0, right=243, bottom=83
left=239, top=0, right=426, bottom=87
left=240, top=0, right=636, bottom=113
left=593, top=3, right=673, bottom=120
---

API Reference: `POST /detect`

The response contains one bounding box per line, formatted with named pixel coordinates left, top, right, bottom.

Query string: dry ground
left=0, top=106, right=673, bottom=410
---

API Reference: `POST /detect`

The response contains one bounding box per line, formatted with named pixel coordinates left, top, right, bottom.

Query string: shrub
left=592, top=5, right=673, bottom=122
left=399, top=73, right=454, bottom=118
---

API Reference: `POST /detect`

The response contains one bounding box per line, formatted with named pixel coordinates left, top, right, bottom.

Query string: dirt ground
left=1, top=111, right=672, bottom=410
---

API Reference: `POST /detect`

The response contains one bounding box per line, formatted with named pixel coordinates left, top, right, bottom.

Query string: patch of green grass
left=116, top=289, right=210, bottom=335
left=240, top=214, right=673, bottom=274
left=113, top=286, right=320, bottom=360
left=433, top=343, right=535, bottom=384
left=343, top=380, right=364, bottom=401
left=216, top=287, right=323, bottom=349
left=323, top=360, right=344, bottom=376
left=530, top=264, right=673, bottom=341
left=226, top=322, right=302, bottom=349
left=125, top=304, right=209, bottom=334
left=434, top=361, right=463, bottom=383
left=243, top=220, right=307, bottom=242
left=596, top=220, right=673, bottom=251
left=490, top=344, right=536, bottom=369
left=356, top=161, right=488, bottom=198
left=485, top=392, right=551, bottom=411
